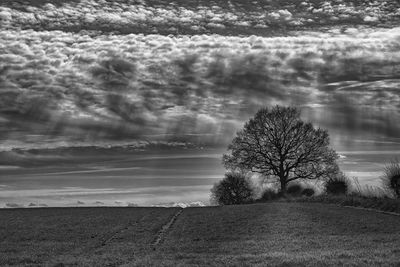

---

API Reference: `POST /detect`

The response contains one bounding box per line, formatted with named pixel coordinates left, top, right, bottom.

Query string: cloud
left=5, top=203, right=24, bottom=208
left=152, top=201, right=205, bottom=208
left=1, top=28, right=400, bottom=148
left=28, top=202, right=48, bottom=207
left=0, top=0, right=399, bottom=35
left=90, top=57, right=137, bottom=90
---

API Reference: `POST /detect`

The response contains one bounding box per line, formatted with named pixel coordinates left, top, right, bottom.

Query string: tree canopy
left=223, top=106, right=338, bottom=193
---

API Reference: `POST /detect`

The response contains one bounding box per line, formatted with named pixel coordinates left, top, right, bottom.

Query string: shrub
left=210, top=172, right=254, bottom=205
left=302, top=187, right=315, bottom=197
left=381, top=160, right=400, bottom=198
left=325, top=173, right=350, bottom=195
left=261, top=188, right=279, bottom=201
left=287, top=183, right=303, bottom=196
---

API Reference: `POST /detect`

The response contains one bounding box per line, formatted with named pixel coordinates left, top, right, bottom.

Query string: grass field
left=0, top=207, right=179, bottom=266
left=1, top=202, right=399, bottom=266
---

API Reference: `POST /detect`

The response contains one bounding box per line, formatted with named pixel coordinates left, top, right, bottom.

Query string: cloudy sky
left=1, top=28, right=400, bottom=149
left=1, top=0, right=400, bottom=206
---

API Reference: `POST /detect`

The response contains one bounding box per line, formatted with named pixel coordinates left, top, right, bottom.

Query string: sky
left=1, top=29, right=400, bottom=149
left=1, top=0, right=400, bottom=207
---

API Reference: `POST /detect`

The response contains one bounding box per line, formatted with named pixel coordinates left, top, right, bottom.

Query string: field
left=1, top=202, right=399, bottom=266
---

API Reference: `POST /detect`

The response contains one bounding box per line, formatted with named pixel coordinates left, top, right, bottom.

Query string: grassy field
left=0, top=207, right=179, bottom=266
left=1, top=202, right=399, bottom=266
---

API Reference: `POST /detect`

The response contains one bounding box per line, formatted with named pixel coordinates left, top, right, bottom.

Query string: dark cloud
left=91, top=57, right=137, bottom=90
left=0, top=0, right=399, bottom=35
left=1, top=29, right=400, bottom=149
left=5, top=203, right=24, bottom=208
left=311, top=96, right=400, bottom=140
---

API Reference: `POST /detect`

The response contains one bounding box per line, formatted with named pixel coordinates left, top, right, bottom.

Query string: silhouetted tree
left=211, top=172, right=254, bottom=205
left=223, top=106, right=338, bottom=194
left=324, top=172, right=350, bottom=195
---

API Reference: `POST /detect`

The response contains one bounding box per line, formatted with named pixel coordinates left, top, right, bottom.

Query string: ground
left=1, top=202, right=399, bottom=266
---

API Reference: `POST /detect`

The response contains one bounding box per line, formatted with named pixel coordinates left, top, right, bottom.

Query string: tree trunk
left=278, top=161, right=287, bottom=196
left=280, top=178, right=287, bottom=196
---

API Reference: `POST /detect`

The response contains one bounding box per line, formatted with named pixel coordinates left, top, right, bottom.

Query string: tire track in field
left=67, top=213, right=150, bottom=257
left=49, top=213, right=151, bottom=266
left=151, top=209, right=183, bottom=249
left=98, top=214, right=150, bottom=247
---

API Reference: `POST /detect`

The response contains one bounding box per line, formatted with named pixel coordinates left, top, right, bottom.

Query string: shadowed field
left=0, top=207, right=179, bottom=265
left=1, top=202, right=399, bottom=266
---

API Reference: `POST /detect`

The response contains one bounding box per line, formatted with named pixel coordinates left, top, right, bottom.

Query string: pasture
left=1, top=202, right=399, bottom=266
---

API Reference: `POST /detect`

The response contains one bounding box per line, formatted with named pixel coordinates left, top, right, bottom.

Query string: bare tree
left=223, top=106, right=338, bottom=194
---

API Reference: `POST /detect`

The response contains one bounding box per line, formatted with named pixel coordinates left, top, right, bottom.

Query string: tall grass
left=381, top=159, right=400, bottom=198
left=350, top=177, right=392, bottom=198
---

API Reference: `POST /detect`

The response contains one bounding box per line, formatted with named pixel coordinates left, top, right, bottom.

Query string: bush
left=302, top=188, right=315, bottom=197
left=261, top=188, right=279, bottom=201
left=381, top=160, right=400, bottom=198
left=287, top=183, right=303, bottom=196
left=210, top=172, right=254, bottom=205
left=325, top=173, right=350, bottom=195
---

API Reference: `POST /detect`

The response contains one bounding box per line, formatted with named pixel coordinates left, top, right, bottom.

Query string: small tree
left=286, top=183, right=303, bottom=197
left=210, top=172, right=254, bottom=205
left=382, top=159, right=400, bottom=198
left=223, top=106, right=338, bottom=194
left=325, top=172, right=350, bottom=195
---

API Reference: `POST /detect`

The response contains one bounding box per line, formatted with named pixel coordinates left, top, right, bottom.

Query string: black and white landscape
left=1, top=0, right=400, bottom=207
left=0, top=0, right=400, bottom=265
